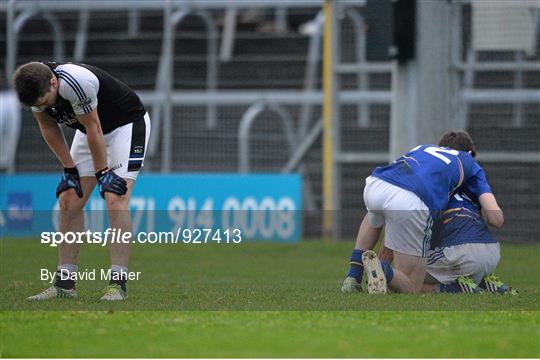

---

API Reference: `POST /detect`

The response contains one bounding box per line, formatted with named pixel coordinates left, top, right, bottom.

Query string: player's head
left=438, top=130, right=477, bottom=157
left=12, top=62, right=59, bottom=109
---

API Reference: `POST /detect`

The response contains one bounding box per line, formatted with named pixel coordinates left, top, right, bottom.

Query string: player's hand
left=95, top=167, right=127, bottom=199
left=56, top=167, right=83, bottom=198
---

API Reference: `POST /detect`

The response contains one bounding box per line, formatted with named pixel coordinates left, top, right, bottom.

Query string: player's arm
left=35, top=111, right=83, bottom=198
left=34, top=111, right=76, bottom=168
left=62, top=65, right=126, bottom=197
left=464, top=159, right=503, bottom=229
left=478, top=193, right=504, bottom=228
left=76, top=109, right=107, bottom=171
left=76, top=109, right=127, bottom=197
left=59, top=65, right=107, bottom=172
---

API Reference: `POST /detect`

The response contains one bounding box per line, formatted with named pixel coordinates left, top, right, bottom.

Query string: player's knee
left=105, top=194, right=129, bottom=211
left=58, top=191, right=85, bottom=211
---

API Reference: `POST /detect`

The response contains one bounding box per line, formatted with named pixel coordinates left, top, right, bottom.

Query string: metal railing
left=157, top=5, right=219, bottom=172
left=452, top=1, right=540, bottom=129
left=238, top=102, right=297, bottom=173
left=6, top=5, right=65, bottom=78
left=2, top=0, right=355, bottom=81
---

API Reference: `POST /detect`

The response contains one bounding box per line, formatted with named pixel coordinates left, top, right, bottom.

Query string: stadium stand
left=2, top=4, right=538, bottom=241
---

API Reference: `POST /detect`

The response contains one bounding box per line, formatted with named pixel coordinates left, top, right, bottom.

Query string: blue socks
left=347, top=250, right=395, bottom=284
left=380, top=260, right=394, bottom=283
left=347, top=249, right=364, bottom=282
left=435, top=282, right=461, bottom=293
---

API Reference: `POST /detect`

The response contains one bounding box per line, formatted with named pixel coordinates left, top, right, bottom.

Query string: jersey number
left=423, top=146, right=459, bottom=165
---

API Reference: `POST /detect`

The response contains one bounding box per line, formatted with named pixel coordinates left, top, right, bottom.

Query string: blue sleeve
left=462, top=160, right=492, bottom=198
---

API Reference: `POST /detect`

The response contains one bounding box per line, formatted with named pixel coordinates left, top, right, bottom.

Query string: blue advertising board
left=0, top=174, right=302, bottom=242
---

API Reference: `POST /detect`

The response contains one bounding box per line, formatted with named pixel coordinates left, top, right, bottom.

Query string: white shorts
left=364, top=176, right=432, bottom=257
left=427, top=242, right=501, bottom=284
left=70, top=113, right=151, bottom=180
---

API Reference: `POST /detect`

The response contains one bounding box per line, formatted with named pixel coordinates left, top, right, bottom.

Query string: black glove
left=95, top=167, right=127, bottom=199
left=56, top=167, right=83, bottom=198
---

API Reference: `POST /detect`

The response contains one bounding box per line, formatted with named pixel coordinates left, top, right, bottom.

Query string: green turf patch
left=1, top=311, right=539, bottom=357
left=1, top=240, right=539, bottom=357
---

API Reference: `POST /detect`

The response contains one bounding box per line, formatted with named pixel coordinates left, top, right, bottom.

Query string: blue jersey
left=372, top=144, right=492, bottom=213
left=435, top=193, right=497, bottom=248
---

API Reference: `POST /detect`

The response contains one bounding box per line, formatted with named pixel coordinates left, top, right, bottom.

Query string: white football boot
left=341, top=276, right=362, bottom=293
left=28, top=286, right=77, bottom=300
left=362, top=250, right=387, bottom=294
left=100, top=284, right=127, bottom=301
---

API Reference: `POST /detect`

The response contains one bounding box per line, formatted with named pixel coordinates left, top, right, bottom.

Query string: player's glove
left=95, top=167, right=127, bottom=199
left=56, top=167, right=83, bottom=199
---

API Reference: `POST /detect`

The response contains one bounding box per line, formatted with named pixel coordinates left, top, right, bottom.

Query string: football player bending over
left=13, top=62, right=151, bottom=301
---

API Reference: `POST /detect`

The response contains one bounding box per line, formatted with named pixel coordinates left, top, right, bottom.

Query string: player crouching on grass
left=13, top=61, right=151, bottom=301
left=378, top=192, right=517, bottom=294
left=423, top=192, right=516, bottom=294
left=341, top=130, right=504, bottom=294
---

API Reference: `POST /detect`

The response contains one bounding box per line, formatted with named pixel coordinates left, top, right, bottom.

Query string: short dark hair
left=438, top=130, right=477, bottom=157
left=12, top=62, right=53, bottom=106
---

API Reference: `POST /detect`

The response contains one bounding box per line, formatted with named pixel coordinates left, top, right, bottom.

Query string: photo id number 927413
left=179, top=228, right=242, bottom=244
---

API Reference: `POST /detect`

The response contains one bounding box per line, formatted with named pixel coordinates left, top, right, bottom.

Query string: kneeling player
left=423, top=192, right=516, bottom=294
left=378, top=192, right=516, bottom=294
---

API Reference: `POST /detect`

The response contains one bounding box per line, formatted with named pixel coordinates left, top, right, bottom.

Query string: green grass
left=2, top=311, right=538, bottom=358
left=1, top=239, right=539, bottom=357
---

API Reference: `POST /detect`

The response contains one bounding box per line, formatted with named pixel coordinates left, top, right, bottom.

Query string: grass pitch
left=1, top=239, right=539, bottom=357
